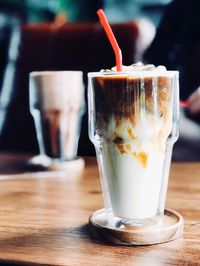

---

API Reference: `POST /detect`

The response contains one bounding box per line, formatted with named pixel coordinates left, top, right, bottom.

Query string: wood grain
left=0, top=155, right=199, bottom=265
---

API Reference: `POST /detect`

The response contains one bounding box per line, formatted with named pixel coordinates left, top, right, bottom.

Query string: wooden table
left=0, top=155, right=199, bottom=265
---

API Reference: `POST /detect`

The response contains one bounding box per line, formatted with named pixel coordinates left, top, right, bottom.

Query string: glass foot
left=89, top=208, right=183, bottom=245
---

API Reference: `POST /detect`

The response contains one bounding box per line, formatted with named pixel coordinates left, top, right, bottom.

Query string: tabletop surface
left=0, top=155, right=199, bottom=265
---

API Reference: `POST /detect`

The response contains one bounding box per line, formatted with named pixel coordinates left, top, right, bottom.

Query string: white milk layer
left=102, top=141, right=164, bottom=219
left=100, top=116, right=170, bottom=220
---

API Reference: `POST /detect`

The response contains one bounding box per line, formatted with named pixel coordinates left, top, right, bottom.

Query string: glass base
left=89, top=208, right=183, bottom=245
left=27, top=154, right=52, bottom=169
left=106, top=209, right=162, bottom=231
left=27, top=154, right=84, bottom=172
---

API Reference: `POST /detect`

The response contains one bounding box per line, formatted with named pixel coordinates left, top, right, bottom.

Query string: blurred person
left=134, top=18, right=156, bottom=61
left=144, top=0, right=200, bottom=100
left=143, top=0, right=200, bottom=160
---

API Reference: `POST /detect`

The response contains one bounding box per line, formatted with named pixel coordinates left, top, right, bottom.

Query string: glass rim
left=88, top=70, right=179, bottom=78
left=30, top=70, right=83, bottom=77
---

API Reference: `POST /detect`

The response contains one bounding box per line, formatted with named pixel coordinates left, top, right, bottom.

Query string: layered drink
left=88, top=63, right=179, bottom=227
left=30, top=71, right=84, bottom=161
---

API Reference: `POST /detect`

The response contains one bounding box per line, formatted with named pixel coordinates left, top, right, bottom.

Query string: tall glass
left=88, top=70, right=179, bottom=230
left=29, top=71, right=85, bottom=166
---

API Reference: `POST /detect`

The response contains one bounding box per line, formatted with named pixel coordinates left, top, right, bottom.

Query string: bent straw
left=97, top=9, right=123, bottom=71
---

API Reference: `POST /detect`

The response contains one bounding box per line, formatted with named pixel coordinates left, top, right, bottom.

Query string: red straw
left=97, top=9, right=123, bottom=71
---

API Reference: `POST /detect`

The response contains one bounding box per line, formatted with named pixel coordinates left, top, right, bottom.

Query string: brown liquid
left=92, top=75, right=172, bottom=155
left=40, top=109, right=79, bottom=159
left=93, top=75, right=172, bottom=124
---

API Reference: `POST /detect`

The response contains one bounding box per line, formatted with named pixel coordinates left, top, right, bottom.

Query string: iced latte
left=88, top=63, right=179, bottom=228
